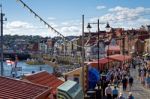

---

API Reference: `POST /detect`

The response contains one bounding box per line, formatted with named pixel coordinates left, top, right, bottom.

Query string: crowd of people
left=100, top=61, right=135, bottom=99
left=134, top=56, right=150, bottom=89
left=97, top=54, right=150, bottom=99
left=105, top=84, right=134, bottom=99
left=102, top=64, right=133, bottom=99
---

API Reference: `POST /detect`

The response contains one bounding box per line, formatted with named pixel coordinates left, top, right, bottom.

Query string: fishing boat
left=26, top=59, right=45, bottom=65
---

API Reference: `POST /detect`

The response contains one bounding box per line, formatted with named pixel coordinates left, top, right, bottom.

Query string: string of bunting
left=16, top=0, right=85, bottom=48
left=15, top=0, right=148, bottom=49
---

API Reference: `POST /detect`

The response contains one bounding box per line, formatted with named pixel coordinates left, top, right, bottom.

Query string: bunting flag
left=15, top=0, right=83, bottom=48
left=6, top=60, right=15, bottom=66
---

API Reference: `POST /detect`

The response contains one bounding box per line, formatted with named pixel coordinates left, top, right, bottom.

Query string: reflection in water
left=3, top=61, right=53, bottom=77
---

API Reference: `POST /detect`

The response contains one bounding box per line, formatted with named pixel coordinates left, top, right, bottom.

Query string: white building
left=39, top=42, right=48, bottom=53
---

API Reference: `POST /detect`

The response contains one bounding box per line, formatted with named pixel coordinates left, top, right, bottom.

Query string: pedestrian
left=112, top=86, right=118, bottom=99
left=129, top=76, right=134, bottom=91
left=118, top=93, right=125, bottom=99
left=113, top=77, right=118, bottom=86
left=122, top=76, right=128, bottom=91
left=101, top=79, right=108, bottom=97
left=128, top=92, right=134, bottom=99
left=132, top=58, right=136, bottom=69
left=145, top=74, right=150, bottom=88
left=138, top=67, right=141, bottom=80
left=105, top=84, right=112, bottom=99
left=141, top=70, right=145, bottom=86
left=143, top=66, right=147, bottom=77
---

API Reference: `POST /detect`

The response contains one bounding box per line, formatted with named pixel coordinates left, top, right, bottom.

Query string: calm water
left=2, top=61, right=53, bottom=77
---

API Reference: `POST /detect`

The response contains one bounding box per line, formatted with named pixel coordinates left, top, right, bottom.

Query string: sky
left=1, top=0, right=150, bottom=37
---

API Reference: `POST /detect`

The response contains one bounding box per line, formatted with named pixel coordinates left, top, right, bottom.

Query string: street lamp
left=105, top=22, right=111, bottom=33
left=86, top=23, right=92, bottom=61
left=87, top=21, right=111, bottom=71
left=87, top=19, right=101, bottom=72
left=121, top=31, right=128, bottom=66
left=105, top=22, right=111, bottom=69
left=87, top=23, right=92, bottom=32
left=122, top=32, right=128, bottom=55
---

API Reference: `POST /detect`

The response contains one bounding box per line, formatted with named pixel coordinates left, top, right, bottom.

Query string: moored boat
left=26, top=58, right=45, bottom=65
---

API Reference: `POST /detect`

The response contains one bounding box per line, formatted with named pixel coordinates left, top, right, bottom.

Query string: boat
left=26, top=59, right=45, bottom=65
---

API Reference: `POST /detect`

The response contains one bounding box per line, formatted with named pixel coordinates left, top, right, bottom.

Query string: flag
left=6, top=60, right=15, bottom=66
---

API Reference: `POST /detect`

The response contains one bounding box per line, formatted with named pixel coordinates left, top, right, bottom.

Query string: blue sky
left=1, top=0, right=150, bottom=37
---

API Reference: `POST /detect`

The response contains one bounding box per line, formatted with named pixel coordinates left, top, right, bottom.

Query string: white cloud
left=48, top=17, right=56, bottom=21
left=50, top=20, right=82, bottom=36
left=4, top=21, right=48, bottom=36
left=90, top=6, right=150, bottom=30
left=4, top=20, right=81, bottom=37
left=107, top=6, right=150, bottom=21
left=61, top=22, right=69, bottom=26
left=96, top=5, right=106, bottom=10
left=49, top=22, right=58, bottom=28
left=6, top=21, right=33, bottom=29
left=4, top=6, right=150, bottom=38
left=60, top=26, right=80, bottom=36
left=61, top=20, right=80, bottom=26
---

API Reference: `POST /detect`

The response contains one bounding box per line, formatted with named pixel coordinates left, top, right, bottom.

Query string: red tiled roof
left=24, top=71, right=64, bottom=95
left=0, top=76, right=50, bottom=99
left=138, top=34, right=150, bottom=40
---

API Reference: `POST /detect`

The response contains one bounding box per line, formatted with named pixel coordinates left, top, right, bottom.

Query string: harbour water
left=2, top=61, right=53, bottom=77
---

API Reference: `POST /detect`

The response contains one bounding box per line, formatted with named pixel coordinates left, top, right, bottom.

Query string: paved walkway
left=119, top=68, right=150, bottom=99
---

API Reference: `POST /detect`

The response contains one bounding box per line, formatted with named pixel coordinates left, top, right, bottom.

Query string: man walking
left=122, top=76, right=128, bottom=91
left=129, top=76, right=134, bottom=91
left=112, top=86, right=118, bottom=99
left=105, top=84, right=112, bottom=99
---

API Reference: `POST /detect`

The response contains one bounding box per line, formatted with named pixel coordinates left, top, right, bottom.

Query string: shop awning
left=108, top=54, right=131, bottom=62
left=85, top=58, right=113, bottom=65
left=107, top=46, right=120, bottom=51
left=85, top=57, right=114, bottom=70
left=97, top=58, right=113, bottom=64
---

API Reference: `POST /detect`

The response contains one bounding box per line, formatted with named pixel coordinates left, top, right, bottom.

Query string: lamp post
left=105, top=22, right=111, bottom=69
left=0, top=5, right=7, bottom=76
left=122, top=32, right=127, bottom=65
left=87, top=21, right=111, bottom=71
left=87, top=23, right=92, bottom=32
left=87, top=23, right=92, bottom=61
left=81, top=15, right=85, bottom=94
left=122, top=34, right=125, bottom=55
left=87, top=19, right=102, bottom=72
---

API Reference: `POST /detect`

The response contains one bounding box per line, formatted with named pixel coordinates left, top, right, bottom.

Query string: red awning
left=107, top=45, right=120, bottom=52
left=97, top=58, right=113, bottom=64
left=85, top=57, right=114, bottom=70
left=108, top=54, right=131, bottom=62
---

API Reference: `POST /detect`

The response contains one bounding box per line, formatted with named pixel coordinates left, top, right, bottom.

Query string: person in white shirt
left=105, top=84, right=112, bottom=99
